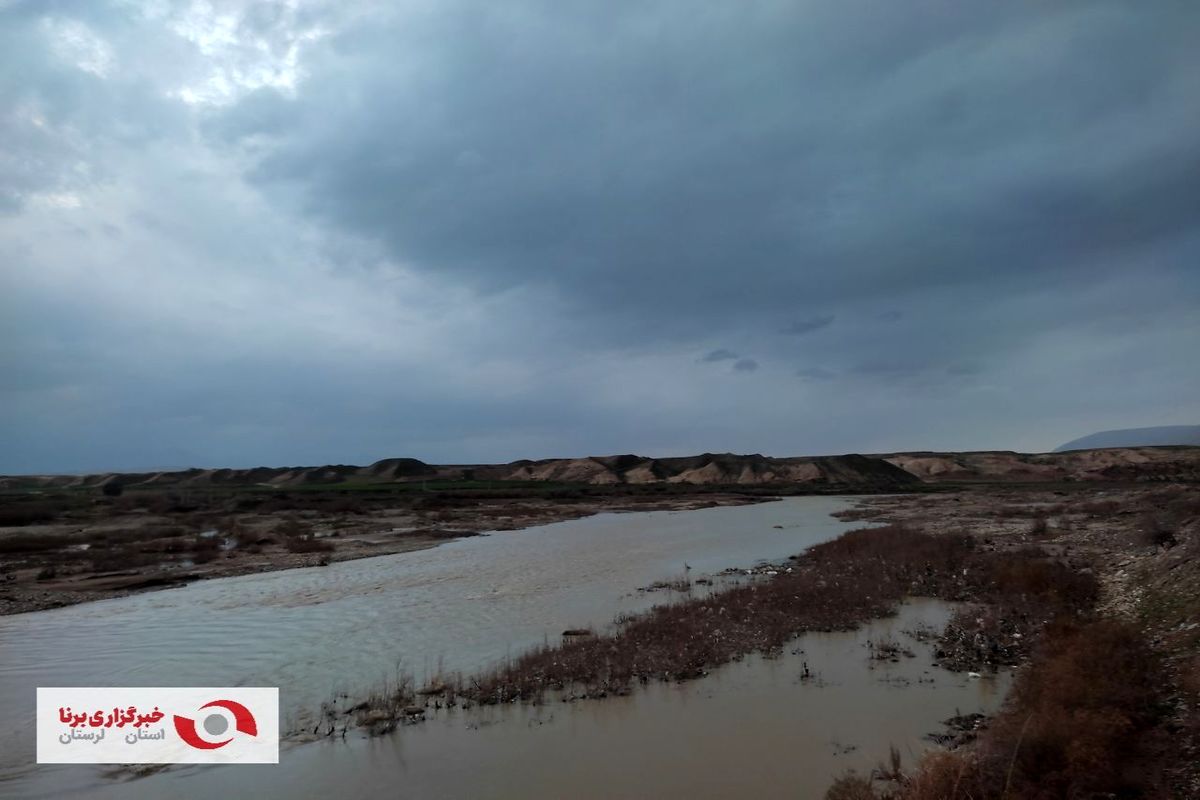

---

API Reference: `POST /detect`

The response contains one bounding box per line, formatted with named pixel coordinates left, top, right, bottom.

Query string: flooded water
left=22, top=599, right=1010, bottom=799
left=3, top=497, right=867, bottom=788
left=0, top=497, right=1009, bottom=798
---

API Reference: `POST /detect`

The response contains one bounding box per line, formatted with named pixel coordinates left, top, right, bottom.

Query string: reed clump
left=443, top=525, right=1045, bottom=704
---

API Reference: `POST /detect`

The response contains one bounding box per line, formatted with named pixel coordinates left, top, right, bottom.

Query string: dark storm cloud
left=3, top=0, right=1200, bottom=472
left=782, top=316, right=835, bottom=336
left=732, top=358, right=759, bottom=373
left=213, top=0, right=1200, bottom=342
left=700, top=349, right=739, bottom=363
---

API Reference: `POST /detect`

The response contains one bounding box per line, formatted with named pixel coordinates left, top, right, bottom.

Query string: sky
left=2, top=0, right=1199, bottom=474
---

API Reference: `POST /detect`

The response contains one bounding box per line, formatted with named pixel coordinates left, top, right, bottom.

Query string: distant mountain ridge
left=0, top=452, right=918, bottom=492
left=1055, top=426, right=1200, bottom=452
left=5, top=446, right=1199, bottom=492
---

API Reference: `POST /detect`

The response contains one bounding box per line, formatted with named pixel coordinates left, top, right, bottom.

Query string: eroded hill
left=1, top=452, right=918, bottom=492
left=5, top=446, right=1199, bottom=492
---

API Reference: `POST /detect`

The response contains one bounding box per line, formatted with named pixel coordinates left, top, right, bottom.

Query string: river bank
left=0, top=495, right=865, bottom=795
left=4, top=493, right=1016, bottom=800
left=0, top=490, right=766, bottom=615
left=830, top=483, right=1200, bottom=798
left=307, top=482, right=1198, bottom=798
left=4, top=484, right=1194, bottom=798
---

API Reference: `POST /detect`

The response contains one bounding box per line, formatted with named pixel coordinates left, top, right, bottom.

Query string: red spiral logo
left=173, top=699, right=258, bottom=750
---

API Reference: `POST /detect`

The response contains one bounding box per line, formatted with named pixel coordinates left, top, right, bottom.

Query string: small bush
left=1138, top=514, right=1177, bottom=548
left=285, top=534, right=334, bottom=553
left=894, top=620, right=1164, bottom=800
left=191, top=535, right=220, bottom=563
left=825, top=772, right=878, bottom=800
left=983, top=550, right=1098, bottom=613
left=0, top=503, right=58, bottom=527
left=89, top=547, right=155, bottom=571
left=0, top=531, right=63, bottom=553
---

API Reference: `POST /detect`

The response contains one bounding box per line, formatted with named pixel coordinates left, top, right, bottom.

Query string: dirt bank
left=320, top=482, right=1199, bottom=797
left=832, top=483, right=1200, bottom=798
left=0, top=492, right=765, bottom=615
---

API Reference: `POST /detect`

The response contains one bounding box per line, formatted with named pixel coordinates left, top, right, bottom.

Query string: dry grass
left=838, top=619, right=1167, bottom=800
left=0, top=503, right=60, bottom=527
left=284, top=533, right=333, bottom=553
left=438, top=525, right=1089, bottom=704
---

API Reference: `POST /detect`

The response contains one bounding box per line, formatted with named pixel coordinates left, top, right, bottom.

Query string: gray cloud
left=797, top=367, right=836, bottom=381
left=700, top=349, right=739, bottom=363
left=732, top=358, right=759, bottom=373
left=782, top=316, right=835, bottom=336
left=219, top=3, right=1200, bottom=329
left=2, top=0, right=1199, bottom=472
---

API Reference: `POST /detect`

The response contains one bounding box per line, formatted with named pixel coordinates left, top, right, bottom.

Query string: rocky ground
left=837, top=483, right=1200, bottom=797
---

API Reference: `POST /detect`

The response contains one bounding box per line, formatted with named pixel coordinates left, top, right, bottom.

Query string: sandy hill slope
left=878, top=446, right=1200, bottom=483
left=8, top=447, right=1198, bottom=491
left=1055, top=426, right=1200, bottom=452
left=475, top=452, right=919, bottom=489
left=0, top=453, right=918, bottom=492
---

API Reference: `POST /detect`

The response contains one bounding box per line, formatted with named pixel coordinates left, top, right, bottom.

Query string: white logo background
left=37, top=687, right=278, bottom=764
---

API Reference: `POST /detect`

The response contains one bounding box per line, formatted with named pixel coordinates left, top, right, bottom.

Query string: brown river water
left=0, top=497, right=1009, bottom=798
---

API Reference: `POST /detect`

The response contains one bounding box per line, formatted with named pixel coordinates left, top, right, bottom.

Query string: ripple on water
left=1, top=497, right=882, bottom=792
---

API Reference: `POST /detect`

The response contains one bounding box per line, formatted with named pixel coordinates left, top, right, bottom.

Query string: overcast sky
left=2, top=1, right=1198, bottom=473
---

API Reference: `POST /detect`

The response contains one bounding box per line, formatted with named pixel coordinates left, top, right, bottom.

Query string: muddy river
left=0, top=497, right=1008, bottom=798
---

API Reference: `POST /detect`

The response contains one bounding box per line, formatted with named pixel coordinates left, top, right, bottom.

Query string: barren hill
left=877, top=446, right=1200, bottom=483
left=6, top=446, right=1199, bottom=493
left=473, top=452, right=918, bottom=488
left=0, top=452, right=917, bottom=492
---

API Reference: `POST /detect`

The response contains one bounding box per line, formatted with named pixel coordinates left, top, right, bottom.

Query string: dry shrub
left=0, top=531, right=64, bottom=553
left=1142, top=486, right=1200, bottom=521
left=1077, top=498, right=1120, bottom=516
left=894, top=751, right=981, bottom=800
left=328, top=497, right=367, bottom=515
left=453, top=526, right=975, bottom=703
left=896, top=619, right=1163, bottom=800
left=285, top=534, right=333, bottom=553
left=191, top=534, right=220, bottom=563
left=273, top=517, right=309, bottom=538
left=0, top=503, right=58, bottom=527
left=89, top=546, right=156, bottom=571
left=1138, top=513, right=1178, bottom=549
left=992, top=620, right=1160, bottom=797
left=825, top=771, right=878, bottom=800
left=982, top=550, right=1098, bottom=613
left=806, top=525, right=975, bottom=569
left=445, top=526, right=1107, bottom=705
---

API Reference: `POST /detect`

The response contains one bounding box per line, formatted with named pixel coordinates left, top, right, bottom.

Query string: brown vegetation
left=826, top=483, right=1200, bottom=799
left=851, top=620, right=1165, bottom=800
left=418, top=526, right=1094, bottom=706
